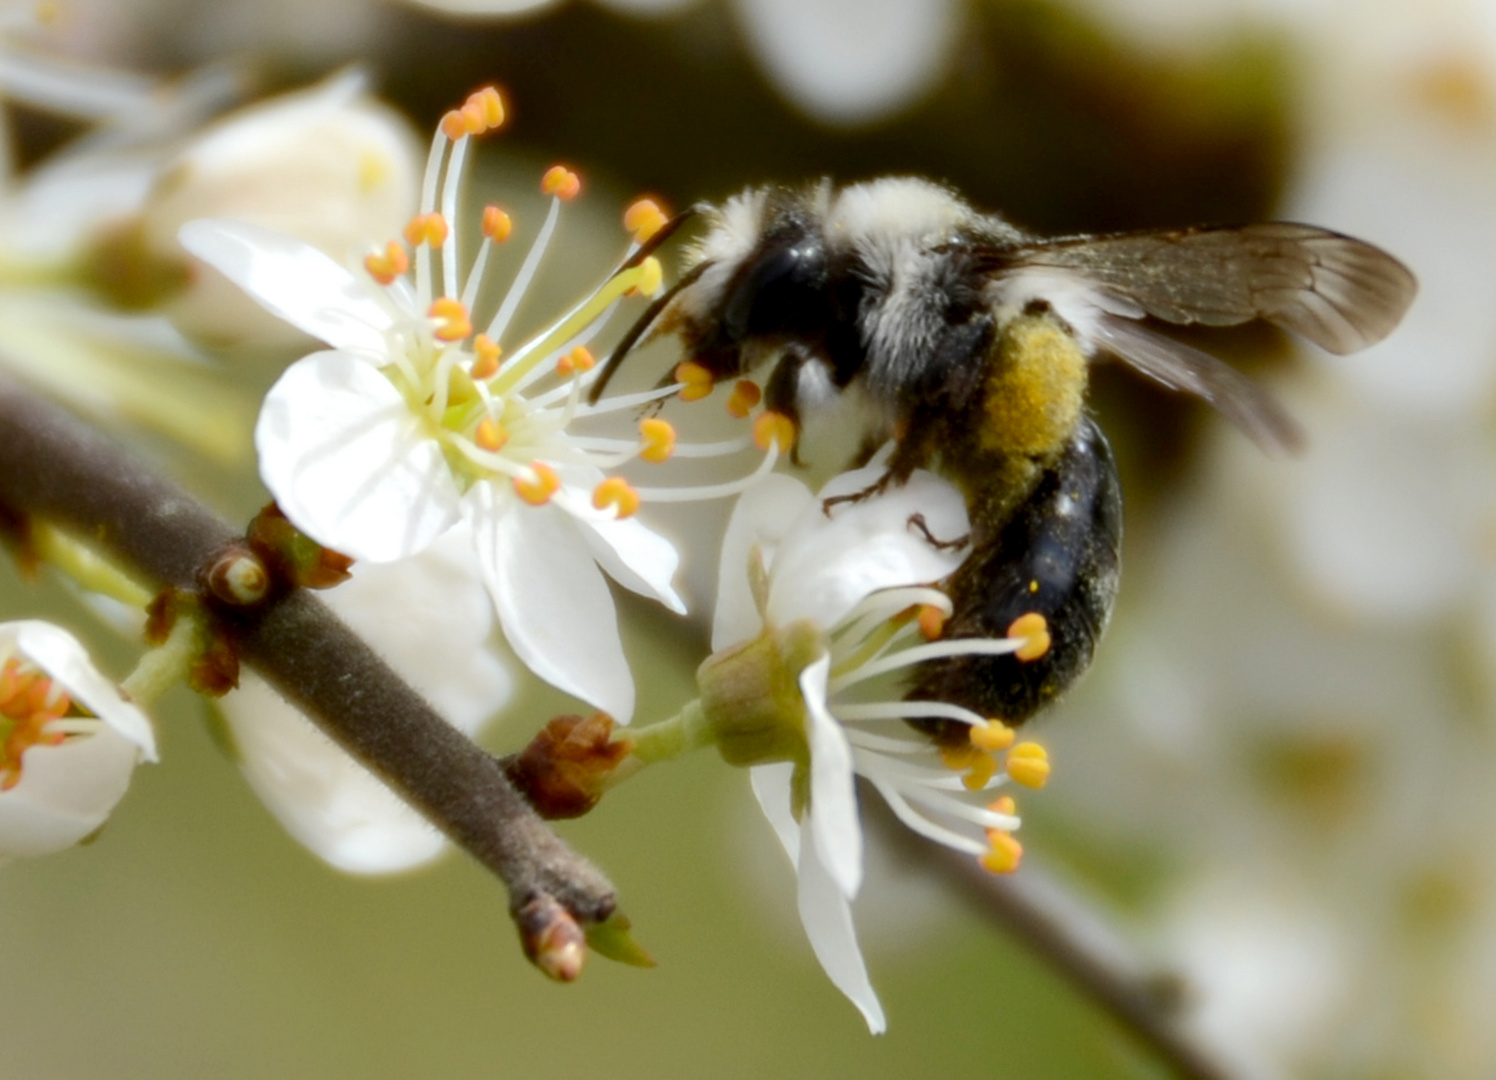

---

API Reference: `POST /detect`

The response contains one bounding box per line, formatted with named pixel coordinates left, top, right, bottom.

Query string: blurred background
left=0, top=0, right=1490, bottom=1077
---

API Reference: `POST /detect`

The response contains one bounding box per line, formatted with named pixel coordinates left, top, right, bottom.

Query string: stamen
left=829, top=636, right=1022, bottom=692
left=483, top=206, right=513, bottom=241
left=1007, top=612, right=1051, bottom=661
left=439, top=109, right=470, bottom=141
left=592, top=477, right=641, bottom=518
left=472, top=334, right=502, bottom=379
left=989, top=794, right=1016, bottom=816
left=753, top=411, right=796, bottom=453
left=865, top=777, right=989, bottom=856
left=675, top=360, right=715, bottom=402
left=557, top=345, right=596, bottom=377
left=485, top=191, right=562, bottom=347
left=639, top=418, right=676, bottom=462
left=970, top=719, right=1015, bottom=752
left=918, top=603, right=946, bottom=641
left=428, top=298, right=472, bottom=342
left=364, top=240, right=409, bottom=285
left=404, top=213, right=450, bottom=249
left=727, top=379, right=762, bottom=419
left=474, top=415, right=509, bottom=452
left=514, top=462, right=561, bottom=506
left=1006, top=742, right=1051, bottom=789
left=980, top=832, right=1023, bottom=874
left=939, top=744, right=998, bottom=791
left=462, top=86, right=506, bottom=134
left=541, top=165, right=582, bottom=201
left=633, top=257, right=664, bottom=297
left=631, top=436, right=781, bottom=503
left=624, top=198, right=669, bottom=244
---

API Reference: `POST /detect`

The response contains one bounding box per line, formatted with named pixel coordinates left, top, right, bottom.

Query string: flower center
left=0, top=656, right=70, bottom=789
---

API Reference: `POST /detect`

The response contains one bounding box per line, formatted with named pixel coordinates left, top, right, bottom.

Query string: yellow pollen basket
left=980, top=310, right=1087, bottom=460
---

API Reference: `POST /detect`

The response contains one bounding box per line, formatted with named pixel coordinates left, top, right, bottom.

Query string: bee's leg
left=906, top=512, right=969, bottom=551
left=761, top=352, right=808, bottom=467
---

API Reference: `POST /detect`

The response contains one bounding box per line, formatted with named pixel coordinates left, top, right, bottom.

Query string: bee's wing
left=1089, top=313, right=1304, bottom=453
left=1006, top=223, right=1417, bottom=355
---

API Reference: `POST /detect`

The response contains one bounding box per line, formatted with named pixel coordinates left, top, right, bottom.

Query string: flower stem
left=625, top=698, right=713, bottom=765
left=120, top=611, right=201, bottom=706
left=31, top=521, right=153, bottom=608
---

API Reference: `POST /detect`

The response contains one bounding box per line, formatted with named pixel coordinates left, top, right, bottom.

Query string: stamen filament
left=829, top=637, right=1024, bottom=693
left=486, top=194, right=561, bottom=346
left=415, top=132, right=448, bottom=307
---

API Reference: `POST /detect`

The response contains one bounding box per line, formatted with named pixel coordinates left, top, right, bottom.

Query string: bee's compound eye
left=723, top=239, right=829, bottom=341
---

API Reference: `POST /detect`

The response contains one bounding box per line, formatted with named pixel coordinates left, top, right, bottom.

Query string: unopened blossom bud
left=129, top=71, right=422, bottom=349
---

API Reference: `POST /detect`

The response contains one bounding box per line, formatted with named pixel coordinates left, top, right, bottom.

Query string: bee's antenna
left=589, top=257, right=710, bottom=405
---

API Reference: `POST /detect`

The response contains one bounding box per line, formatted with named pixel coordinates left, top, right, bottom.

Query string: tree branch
left=0, top=375, right=615, bottom=940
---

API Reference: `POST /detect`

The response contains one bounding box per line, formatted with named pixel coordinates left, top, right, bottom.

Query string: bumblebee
left=597, top=178, right=1417, bottom=736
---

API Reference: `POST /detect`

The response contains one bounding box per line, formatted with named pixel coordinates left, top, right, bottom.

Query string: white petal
left=750, top=762, right=801, bottom=864
left=796, top=818, right=887, bottom=1033
left=712, top=472, right=814, bottom=650
left=467, top=486, right=636, bottom=722
left=177, top=218, right=394, bottom=354
left=734, top=0, right=957, bottom=125
left=219, top=672, right=447, bottom=875
left=800, top=654, right=862, bottom=898
left=767, top=465, right=969, bottom=629
left=0, top=725, right=141, bottom=858
left=256, top=350, right=462, bottom=563
left=560, top=467, right=685, bottom=613
left=6, top=621, right=156, bottom=759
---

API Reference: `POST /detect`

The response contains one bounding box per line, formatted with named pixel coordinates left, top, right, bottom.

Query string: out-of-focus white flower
left=702, top=464, right=1052, bottom=1031
left=216, top=527, right=512, bottom=875
left=0, top=619, right=156, bottom=860
left=140, top=69, right=424, bottom=349
left=179, top=89, right=699, bottom=722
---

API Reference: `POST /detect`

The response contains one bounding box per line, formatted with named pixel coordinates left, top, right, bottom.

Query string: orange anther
left=363, top=240, right=409, bottom=285
left=428, top=298, right=472, bottom=342
left=514, top=463, right=561, bottom=506
left=674, top=360, right=715, bottom=402
left=403, top=213, right=449, bottom=249
left=970, top=719, right=1015, bottom=753
left=465, top=86, right=506, bottom=132
left=474, top=415, right=509, bottom=452
left=988, top=794, right=1017, bottom=817
left=1006, top=742, right=1051, bottom=790
left=752, top=411, right=797, bottom=453
left=624, top=198, right=669, bottom=243
left=472, top=335, right=502, bottom=379
left=1007, top=611, right=1051, bottom=662
left=440, top=109, right=469, bottom=141
left=483, top=206, right=513, bottom=241
left=639, top=418, right=676, bottom=463
left=917, top=603, right=946, bottom=641
left=541, top=165, right=581, bottom=201
left=592, top=477, right=641, bottom=519
left=980, top=832, right=1023, bottom=874
left=726, top=379, right=762, bottom=419
left=939, top=742, right=997, bottom=789
left=557, top=345, right=596, bottom=376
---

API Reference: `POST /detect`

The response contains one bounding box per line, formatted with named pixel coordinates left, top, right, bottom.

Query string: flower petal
left=712, top=472, right=815, bottom=650
left=796, top=818, right=887, bottom=1033
left=6, top=621, right=156, bottom=759
left=178, top=218, right=394, bottom=355
left=750, top=761, right=801, bottom=864
left=256, top=349, right=462, bottom=563
left=0, top=725, right=141, bottom=859
left=467, top=485, right=636, bottom=722
left=800, top=654, right=862, bottom=898
left=221, top=672, right=447, bottom=875
left=560, top=466, right=685, bottom=614
left=767, top=464, right=969, bottom=629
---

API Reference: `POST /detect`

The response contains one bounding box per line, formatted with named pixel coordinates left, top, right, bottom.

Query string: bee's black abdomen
left=906, top=418, right=1122, bottom=743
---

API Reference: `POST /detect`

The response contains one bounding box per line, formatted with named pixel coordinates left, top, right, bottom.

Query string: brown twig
left=0, top=375, right=615, bottom=942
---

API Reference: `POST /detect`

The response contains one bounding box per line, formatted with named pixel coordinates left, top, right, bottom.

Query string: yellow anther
left=483, top=205, right=513, bottom=242
left=675, top=360, right=715, bottom=402
left=988, top=794, right=1017, bottom=817
left=753, top=411, right=797, bottom=453
left=428, top=298, right=472, bottom=342
left=917, top=603, right=946, bottom=641
left=624, top=198, right=669, bottom=243
left=465, top=86, right=506, bottom=132
left=404, top=212, right=449, bottom=249
left=514, top=463, right=561, bottom=506
left=1007, top=611, right=1051, bottom=662
left=557, top=345, right=596, bottom=377
left=592, top=477, right=641, bottom=519
left=726, top=379, right=762, bottom=419
left=980, top=832, right=1024, bottom=874
left=1006, top=742, right=1051, bottom=790
left=639, top=418, right=676, bottom=463
left=970, top=719, right=1016, bottom=753
left=939, top=742, right=997, bottom=789
left=634, top=255, right=664, bottom=297
left=364, top=240, right=409, bottom=285
left=541, top=165, right=582, bottom=201
left=439, top=109, right=469, bottom=141
left=472, top=334, right=503, bottom=379
left=474, top=415, right=509, bottom=452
